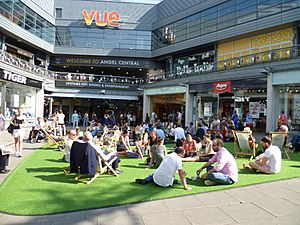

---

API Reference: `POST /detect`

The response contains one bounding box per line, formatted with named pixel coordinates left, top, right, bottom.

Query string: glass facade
left=0, top=0, right=55, bottom=44
left=56, top=26, right=152, bottom=51
left=152, top=0, right=300, bottom=50
left=278, top=86, right=300, bottom=131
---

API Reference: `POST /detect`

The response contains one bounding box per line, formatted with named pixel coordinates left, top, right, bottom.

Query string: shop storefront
left=271, top=70, right=300, bottom=132
left=0, top=69, right=43, bottom=123
left=190, top=78, right=267, bottom=131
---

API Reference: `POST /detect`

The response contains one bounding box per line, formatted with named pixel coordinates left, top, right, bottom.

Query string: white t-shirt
left=264, top=145, right=282, bottom=173
left=58, top=113, right=65, bottom=124
left=153, top=152, right=183, bottom=187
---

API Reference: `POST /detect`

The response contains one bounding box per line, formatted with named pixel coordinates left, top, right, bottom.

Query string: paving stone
left=184, top=206, right=236, bottom=225
left=227, top=218, right=278, bottom=225
left=87, top=206, right=128, bottom=218
left=226, top=187, right=274, bottom=203
left=255, top=183, right=299, bottom=199
left=283, top=182, right=300, bottom=193
left=219, top=202, right=275, bottom=223
left=195, top=191, right=239, bottom=207
left=163, top=195, right=205, bottom=211
left=41, top=211, right=87, bottom=223
left=99, top=214, right=143, bottom=225
left=277, top=212, right=300, bottom=225
left=127, top=200, right=169, bottom=216
left=0, top=215, right=44, bottom=225
left=142, top=211, right=191, bottom=225
left=253, top=198, right=300, bottom=217
left=51, top=219, right=97, bottom=225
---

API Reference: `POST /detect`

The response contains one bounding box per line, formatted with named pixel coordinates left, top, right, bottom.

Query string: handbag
left=7, top=124, right=14, bottom=134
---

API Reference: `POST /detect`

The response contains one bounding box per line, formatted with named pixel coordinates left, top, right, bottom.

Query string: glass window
left=218, top=0, right=236, bottom=29
left=237, top=0, right=258, bottom=24
left=0, top=0, right=12, bottom=20
left=258, top=0, right=282, bottom=18
left=173, top=18, right=187, bottom=43
left=12, top=0, right=25, bottom=27
left=282, top=0, right=298, bottom=11
left=56, top=8, right=62, bottom=19
left=25, top=8, right=35, bottom=33
left=187, top=13, right=201, bottom=39
left=202, top=6, right=217, bottom=34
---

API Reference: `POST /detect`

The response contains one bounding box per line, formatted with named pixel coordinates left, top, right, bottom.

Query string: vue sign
left=83, top=10, right=120, bottom=27
left=214, top=81, right=231, bottom=93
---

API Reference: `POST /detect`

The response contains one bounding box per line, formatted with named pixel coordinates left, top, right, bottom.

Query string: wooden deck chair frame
left=233, top=131, right=256, bottom=160
left=106, top=129, right=119, bottom=152
left=269, top=132, right=290, bottom=160
left=40, top=128, right=59, bottom=146
left=98, top=154, right=119, bottom=177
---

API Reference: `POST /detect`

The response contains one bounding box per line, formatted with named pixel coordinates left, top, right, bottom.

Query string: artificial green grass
left=0, top=143, right=300, bottom=215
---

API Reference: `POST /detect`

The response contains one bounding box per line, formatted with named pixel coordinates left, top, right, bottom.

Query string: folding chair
left=233, top=131, right=256, bottom=160
left=269, top=132, right=290, bottom=160
left=41, top=128, right=59, bottom=147
left=69, top=141, right=118, bottom=185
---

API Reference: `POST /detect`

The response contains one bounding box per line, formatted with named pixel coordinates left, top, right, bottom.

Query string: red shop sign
left=214, top=81, right=231, bottom=93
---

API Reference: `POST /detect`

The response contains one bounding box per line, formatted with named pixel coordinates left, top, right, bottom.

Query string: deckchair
left=269, top=132, right=290, bottom=160
left=40, top=128, right=59, bottom=146
left=233, top=131, right=256, bottom=160
left=69, top=141, right=118, bottom=185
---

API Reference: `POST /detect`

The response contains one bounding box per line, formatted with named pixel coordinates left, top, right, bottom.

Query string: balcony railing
left=0, top=50, right=143, bottom=85
left=0, top=45, right=299, bottom=86
left=146, top=45, right=300, bottom=83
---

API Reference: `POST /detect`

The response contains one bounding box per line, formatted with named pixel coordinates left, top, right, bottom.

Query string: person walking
left=57, top=110, right=66, bottom=136
left=11, top=107, right=25, bottom=157
left=83, top=112, right=89, bottom=128
left=72, top=110, right=79, bottom=128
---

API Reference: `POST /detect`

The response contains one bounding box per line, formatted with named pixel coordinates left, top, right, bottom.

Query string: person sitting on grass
left=197, top=134, right=215, bottom=162
left=196, top=138, right=238, bottom=186
left=183, top=133, right=197, bottom=158
left=149, top=137, right=167, bottom=168
left=243, top=136, right=281, bottom=174
left=135, top=147, right=192, bottom=190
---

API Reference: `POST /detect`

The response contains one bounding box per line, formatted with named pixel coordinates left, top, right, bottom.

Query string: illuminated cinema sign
left=82, top=10, right=120, bottom=27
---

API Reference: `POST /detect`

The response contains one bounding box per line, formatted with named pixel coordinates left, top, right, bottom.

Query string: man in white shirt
left=135, top=147, right=192, bottom=190
left=174, top=123, right=185, bottom=141
left=243, top=136, right=282, bottom=174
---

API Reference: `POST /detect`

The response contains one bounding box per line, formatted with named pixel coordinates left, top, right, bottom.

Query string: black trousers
left=0, top=154, right=9, bottom=170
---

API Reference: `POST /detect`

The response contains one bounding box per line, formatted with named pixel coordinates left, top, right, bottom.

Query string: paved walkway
left=1, top=131, right=300, bottom=225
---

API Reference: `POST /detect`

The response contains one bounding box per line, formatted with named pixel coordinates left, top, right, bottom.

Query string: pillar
left=143, top=93, right=150, bottom=122
left=35, top=87, right=44, bottom=118
left=266, top=72, right=277, bottom=132
left=0, top=82, right=6, bottom=113
left=185, top=85, right=193, bottom=127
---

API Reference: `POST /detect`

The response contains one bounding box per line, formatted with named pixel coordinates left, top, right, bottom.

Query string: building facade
left=0, top=0, right=299, bottom=132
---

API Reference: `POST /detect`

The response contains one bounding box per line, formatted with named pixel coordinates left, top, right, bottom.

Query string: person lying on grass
left=196, top=138, right=238, bottom=186
left=135, top=147, right=192, bottom=190
left=243, top=136, right=281, bottom=174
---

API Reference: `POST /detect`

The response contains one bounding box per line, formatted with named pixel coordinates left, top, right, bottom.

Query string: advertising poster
left=249, top=102, right=260, bottom=118
left=204, top=102, right=212, bottom=116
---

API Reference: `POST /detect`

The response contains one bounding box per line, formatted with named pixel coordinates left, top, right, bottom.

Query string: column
left=35, top=87, right=44, bottom=118
left=143, top=93, right=150, bottom=122
left=266, top=72, right=276, bottom=132
left=49, top=97, right=53, bottom=117
left=0, top=82, right=6, bottom=113
left=185, top=85, right=193, bottom=127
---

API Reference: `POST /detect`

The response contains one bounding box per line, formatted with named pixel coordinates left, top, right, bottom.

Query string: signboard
left=51, top=56, right=150, bottom=68
left=0, top=69, right=42, bottom=88
left=55, top=80, right=137, bottom=90
left=204, top=102, right=212, bottom=116
left=83, top=10, right=120, bottom=27
left=214, top=81, right=231, bottom=93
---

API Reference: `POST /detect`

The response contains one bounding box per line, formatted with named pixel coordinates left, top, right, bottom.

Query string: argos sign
left=83, top=10, right=120, bottom=27
left=214, top=81, right=231, bottom=93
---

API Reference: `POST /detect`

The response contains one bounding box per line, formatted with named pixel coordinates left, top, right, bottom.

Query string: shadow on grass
left=45, top=159, right=67, bottom=163
left=26, top=167, right=65, bottom=173
left=289, top=165, right=300, bottom=168
left=35, top=173, right=77, bottom=184
left=122, top=165, right=148, bottom=169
